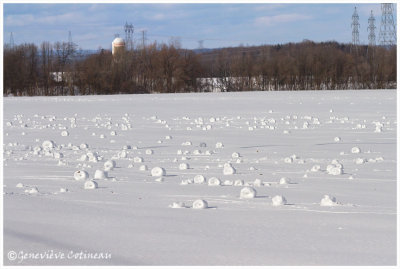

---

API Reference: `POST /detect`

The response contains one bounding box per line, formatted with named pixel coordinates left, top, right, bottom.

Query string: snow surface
left=3, top=90, right=397, bottom=265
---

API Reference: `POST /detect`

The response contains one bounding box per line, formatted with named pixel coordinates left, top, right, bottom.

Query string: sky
left=2, top=2, right=397, bottom=50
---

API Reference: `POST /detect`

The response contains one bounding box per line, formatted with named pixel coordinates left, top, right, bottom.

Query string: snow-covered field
left=3, top=90, right=397, bottom=265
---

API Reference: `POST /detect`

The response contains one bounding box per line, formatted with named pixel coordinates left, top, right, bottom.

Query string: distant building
left=112, top=37, right=125, bottom=56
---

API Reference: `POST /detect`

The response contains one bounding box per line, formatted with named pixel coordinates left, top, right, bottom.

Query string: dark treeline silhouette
left=3, top=40, right=396, bottom=96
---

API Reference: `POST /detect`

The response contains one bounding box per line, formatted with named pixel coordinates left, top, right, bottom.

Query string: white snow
left=3, top=90, right=396, bottom=266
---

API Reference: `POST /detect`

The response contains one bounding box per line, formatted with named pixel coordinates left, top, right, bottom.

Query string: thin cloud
left=254, top=13, right=312, bottom=27
left=252, top=4, right=285, bottom=12
left=358, top=4, right=382, bottom=17
left=5, top=14, right=35, bottom=27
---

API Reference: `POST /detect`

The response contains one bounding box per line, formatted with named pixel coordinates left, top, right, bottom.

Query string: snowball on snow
left=61, top=131, right=69, bottom=137
left=355, top=158, right=367, bottom=164
left=25, top=187, right=39, bottom=194
left=272, top=195, right=287, bottom=206
left=193, top=149, right=201, bottom=155
left=84, top=180, right=98, bottom=190
left=192, top=199, right=208, bottom=209
left=169, top=202, right=185, bottom=208
left=145, top=149, right=154, bottom=155
left=223, top=180, right=233, bottom=186
left=215, top=142, right=224, bottom=149
left=232, top=152, right=240, bottom=158
left=351, top=147, right=361, bottom=154
left=79, top=143, right=89, bottom=150
left=134, top=157, right=144, bottom=163
left=334, top=136, right=341, bottom=142
left=16, top=183, right=24, bottom=188
left=104, top=160, right=116, bottom=171
left=179, top=163, right=189, bottom=170
left=234, top=179, right=244, bottom=186
left=326, top=164, right=343, bottom=176
left=208, top=177, right=221, bottom=186
left=279, top=177, right=291, bottom=184
left=151, top=167, right=166, bottom=177
left=53, top=152, right=63, bottom=159
left=193, top=175, right=206, bottom=184
left=284, top=157, right=293, bottom=164
left=94, top=170, right=108, bottom=180
left=253, top=178, right=263, bottom=187
left=139, top=165, right=148, bottom=171
left=240, top=187, right=257, bottom=199
left=320, top=195, right=338, bottom=206
left=223, top=163, right=236, bottom=175
left=42, top=140, right=55, bottom=150
left=74, top=170, right=89, bottom=180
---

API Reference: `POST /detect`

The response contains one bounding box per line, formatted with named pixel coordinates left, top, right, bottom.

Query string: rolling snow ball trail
left=3, top=90, right=396, bottom=266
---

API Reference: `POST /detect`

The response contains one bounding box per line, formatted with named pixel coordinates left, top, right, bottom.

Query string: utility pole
left=379, top=3, right=396, bottom=47
left=141, top=30, right=147, bottom=49
left=9, top=32, right=14, bottom=48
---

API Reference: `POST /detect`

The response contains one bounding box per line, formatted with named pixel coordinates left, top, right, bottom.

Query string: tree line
left=3, top=40, right=396, bottom=96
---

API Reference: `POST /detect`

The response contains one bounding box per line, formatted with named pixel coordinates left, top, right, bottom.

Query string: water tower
left=112, top=36, right=125, bottom=56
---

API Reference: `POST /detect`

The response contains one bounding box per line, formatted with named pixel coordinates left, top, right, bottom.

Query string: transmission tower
left=124, top=22, right=134, bottom=50
left=378, top=3, right=396, bottom=46
left=368, top=10, right=376, bottom=46
left=351, top=7, right=360, bottom=47
left=198, top=40, right=204, bottom=49
left=67, top=30, right=77, bottom=52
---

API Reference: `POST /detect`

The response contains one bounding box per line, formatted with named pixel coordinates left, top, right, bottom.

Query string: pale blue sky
left=3, top=3, right=396, bottom=50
